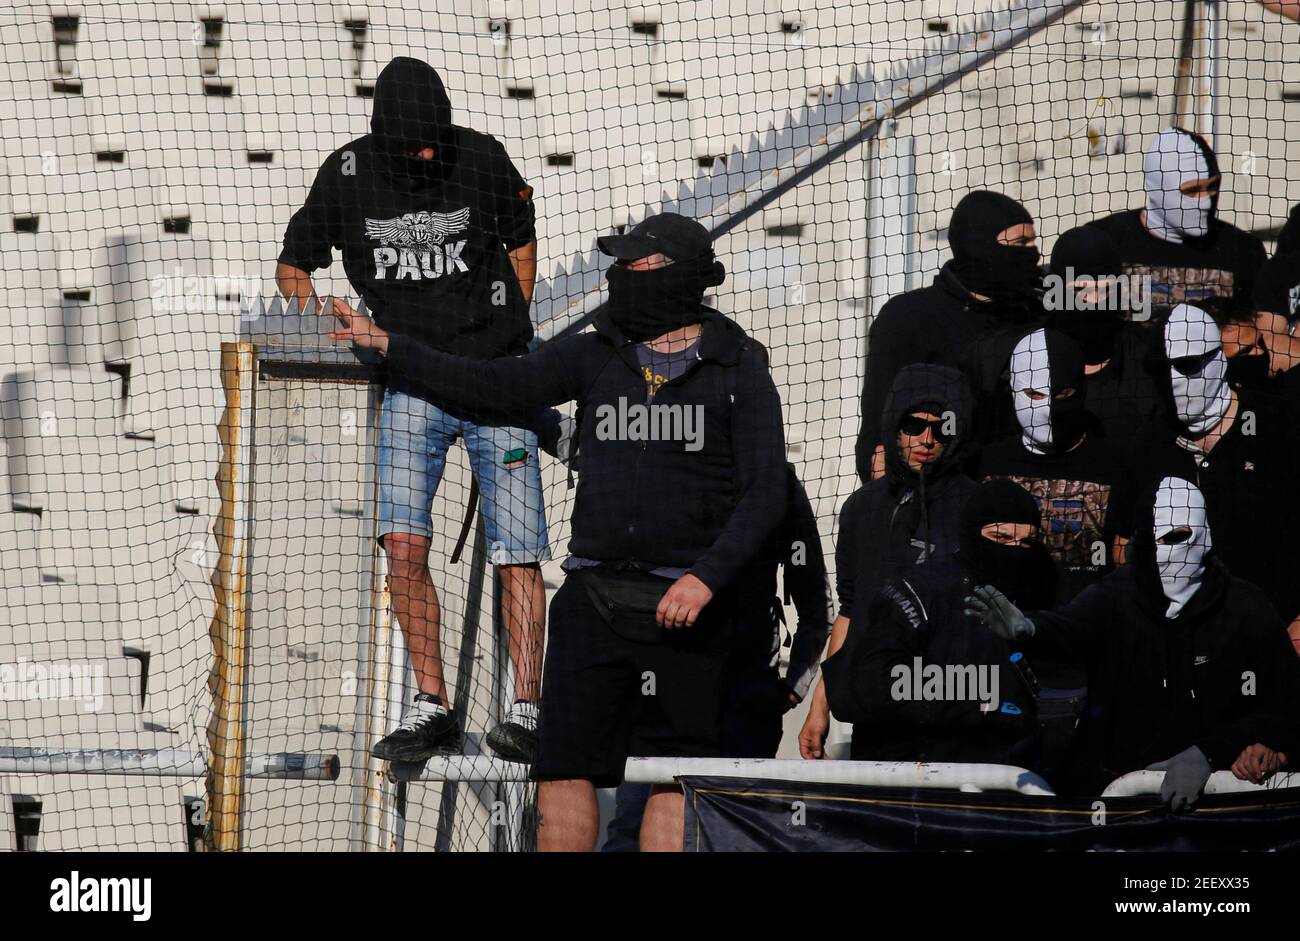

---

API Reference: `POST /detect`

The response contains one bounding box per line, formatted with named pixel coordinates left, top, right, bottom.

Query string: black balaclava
left=604, top=253, right=727, bottom=342
left=947, top=190, right=1041, bottom=306
left=1047, top=224, right=1126, bottom=365
left=371, top=57, right=456, bottom=186
left=960, top=478, right=1056, bottom=611
left=1008, top=328, right=1090, bottom=455
left=1225, top=341, right=1271, bottom=391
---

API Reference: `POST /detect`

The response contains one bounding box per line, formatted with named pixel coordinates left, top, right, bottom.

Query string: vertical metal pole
left=1202, top=0, right=1222, bottom=150
left=350, top=383, right=395, bottom=852
left=206, top=341, right=255, bottom=851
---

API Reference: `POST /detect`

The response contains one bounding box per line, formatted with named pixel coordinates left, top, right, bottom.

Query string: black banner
left=681, top=776, right=1300, bottom=851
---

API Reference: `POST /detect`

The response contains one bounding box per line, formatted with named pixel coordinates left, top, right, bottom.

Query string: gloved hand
left=962, top=585, right=1036, bottom=642
left=1147, top=745, right=1212, bottom=813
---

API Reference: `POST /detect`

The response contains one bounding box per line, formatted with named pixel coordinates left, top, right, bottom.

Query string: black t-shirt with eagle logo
left=279, top=127, right=536, bottom=360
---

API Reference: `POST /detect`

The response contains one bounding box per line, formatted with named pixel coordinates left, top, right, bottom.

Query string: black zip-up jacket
left=823, top=556, right=1039, bottom=765
left=385, top=308, right=787, bottom=592
left=856, top=262, right=1043, bottom=478
left=838, top=364, right=979, bottom=617
left=1026, top=560, right=1300, bottom=792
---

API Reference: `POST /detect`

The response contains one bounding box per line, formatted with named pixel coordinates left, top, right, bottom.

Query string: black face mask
left=966, top=537, right=1057, bottom=612
left=951, top=245, right=1041, bottom=302
left=1225, top=347, right=1270, bottom=391
left=605, top=256, right=726, bottom=342
left=959, top=478, right=1056, bottom=610
left=1050, top=291, right=1125, bottom=365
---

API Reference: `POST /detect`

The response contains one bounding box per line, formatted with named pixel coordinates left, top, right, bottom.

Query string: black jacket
left=729, top=465, right=834, bottom=699
left=1132, top=389, right=1300, bottom=622
left=823, top=556, right=1039, bottom=764
left=855, top=263, right=1042, bottom=478
left=838, top=364, right=979, bottom=617
left=384, top=308, right=787, bottom=592
left=1026, top=560, right=1300, bottom=791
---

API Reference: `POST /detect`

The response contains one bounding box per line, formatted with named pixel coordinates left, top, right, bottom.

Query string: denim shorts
left=377, top=388, right=551, bottom=565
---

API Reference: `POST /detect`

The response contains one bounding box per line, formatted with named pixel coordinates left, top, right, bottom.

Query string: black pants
left=533, top=574, right=734, bottom=788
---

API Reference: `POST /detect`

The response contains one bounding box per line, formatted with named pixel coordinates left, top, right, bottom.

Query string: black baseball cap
left=597, top=212, right=713, bottom=262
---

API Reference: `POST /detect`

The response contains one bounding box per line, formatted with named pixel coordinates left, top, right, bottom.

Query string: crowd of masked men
left=305, top=68, right=1300, bottom=846
left=804, top=126, right=1300, bottom=813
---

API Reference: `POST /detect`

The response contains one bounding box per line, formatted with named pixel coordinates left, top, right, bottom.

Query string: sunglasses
left=1170, top=350, right=1219, bottom=377
left=898, top=415, right=953, bottom=441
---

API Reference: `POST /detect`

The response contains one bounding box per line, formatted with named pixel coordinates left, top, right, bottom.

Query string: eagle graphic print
left=366, top=208, right=472, bottom=280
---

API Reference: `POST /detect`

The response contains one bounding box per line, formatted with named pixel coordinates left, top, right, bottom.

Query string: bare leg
left=538, top=779, right=599, bottom=851
left=383, top=532, right=448, bottom=702
left=639, top=784, right=685, bottom=852
left=498, top=563, right=545, bottom=702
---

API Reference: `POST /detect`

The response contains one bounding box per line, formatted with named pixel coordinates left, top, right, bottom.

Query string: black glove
left=963, top=585, right=1036, bottom=642
left=1147, top=746, right=1212, bottom=813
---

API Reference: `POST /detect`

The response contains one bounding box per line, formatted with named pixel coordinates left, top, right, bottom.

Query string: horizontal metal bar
left=1101, top=770, right=1300, bottom=798
left=0, top=747, right=340, bottom=780
left=405, top=756, right=533, bottom=783
left=622, top=757, right=1056, bottom=795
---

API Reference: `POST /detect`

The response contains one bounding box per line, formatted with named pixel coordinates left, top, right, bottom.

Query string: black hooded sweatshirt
left=837, top=364, right=978, bottom=618
left=855, top=192, right=1046, bottom=478
left=825, top=480, right=1051, bottom=764
left=384, top=307, right=787, bottom=593
left=1025, top=552, right=1300, bottom=795
left=279, top=57, right=537, bottom=361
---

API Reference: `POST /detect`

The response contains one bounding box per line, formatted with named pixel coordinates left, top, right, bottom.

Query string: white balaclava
left=1153, top=476, right=1212, bottom=619
left=1165, top=303, right=1231, bottom=435
left=1010, top=329, right=1053, bottom=455
left=1143, top=127, right=1218, bottom=244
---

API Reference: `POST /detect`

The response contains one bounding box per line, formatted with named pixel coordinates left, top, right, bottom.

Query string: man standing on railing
left=326, top=212, right=788, bottom=852
left=275, top=57, right=546, bottom=763
left=966, top=477, right=1300, bottom=808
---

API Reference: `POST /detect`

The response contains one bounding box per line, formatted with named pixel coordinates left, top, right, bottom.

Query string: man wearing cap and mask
left=800, top=364, right=978, bottom=758
left=856, top=191, right=1045, bottom=481
left=1091, top=127, right=1266, bottom=325
left=1044, top=224, right=1170, bottom=452
left=275, top=57, right=546, bottom=764
left=1133, top=302, right=1300, bottom=646
left=822, top=479, right=1051, bottom=764
left=966, top=477, right=1300, bottom=808
left=327, top=211, right=787, bottom=852
left=978, top=329, right=1135, bottom=605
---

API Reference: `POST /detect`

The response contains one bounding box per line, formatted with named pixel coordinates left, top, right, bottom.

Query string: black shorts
left=532, top=574, right=734, bottom=787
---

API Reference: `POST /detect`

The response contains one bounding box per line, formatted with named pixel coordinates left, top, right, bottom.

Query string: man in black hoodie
left=966, top=477, right=1300, bottom=808
left=276, top=58, right=546, bottom=763
left=328, top=211, right=787, bottom=852
left=855, top=191, right=1044, bottom=480
left=799, top=365, right=977, bottom=756
left=823, top=479, right=1051, bottom=764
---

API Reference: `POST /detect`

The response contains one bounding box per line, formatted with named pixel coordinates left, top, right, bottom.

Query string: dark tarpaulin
left=680, top=776, right=1300, bottom=852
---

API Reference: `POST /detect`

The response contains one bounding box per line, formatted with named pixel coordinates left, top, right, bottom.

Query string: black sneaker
left=372, top=693, right=463, bottom=762
left=485, top=701, right=539, bottom=763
